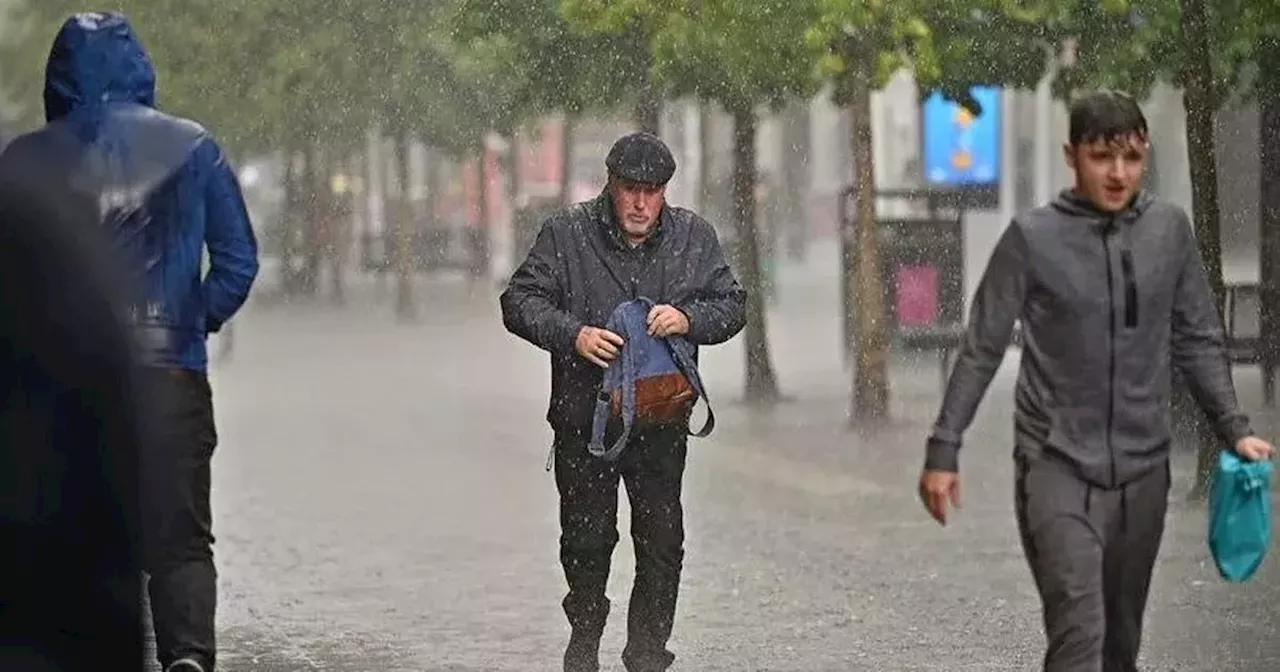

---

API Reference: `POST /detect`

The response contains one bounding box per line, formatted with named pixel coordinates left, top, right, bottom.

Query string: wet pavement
left=202, top=242, right=1280, bottom=671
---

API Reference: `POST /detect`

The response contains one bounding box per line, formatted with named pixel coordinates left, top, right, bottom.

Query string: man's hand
left=575, top=326, right=625, bottom=368
left=647, top=304, right=690, bottom=338
left=1234, top=435, right=1276, bottom=461
left=919, top=469, right=962, bottom=526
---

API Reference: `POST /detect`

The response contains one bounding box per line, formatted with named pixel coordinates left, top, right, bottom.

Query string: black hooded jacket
left=500, top=193, right=747, bottom=433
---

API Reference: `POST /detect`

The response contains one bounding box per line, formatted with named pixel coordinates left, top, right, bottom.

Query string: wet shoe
left=621, top=644, right=675, bottom=672
left=166, top=658, right=206, bottom=672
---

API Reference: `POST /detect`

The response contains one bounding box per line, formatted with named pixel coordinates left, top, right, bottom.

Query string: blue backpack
left=1208, top=449, right=1274, bottom=583
left=589, top=297, right=715, bottom=461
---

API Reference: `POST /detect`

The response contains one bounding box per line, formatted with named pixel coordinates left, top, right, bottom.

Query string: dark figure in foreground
left=500, top=132, right=746, bottom=672
left=0, top=136, right=147, bottom=670
left=917, top=90, right=1275, bottom=672
left=6, top=12, right=261, bottom=672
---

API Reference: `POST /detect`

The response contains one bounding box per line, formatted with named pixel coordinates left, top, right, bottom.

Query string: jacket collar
left=592, top=191, right=665, bottom=251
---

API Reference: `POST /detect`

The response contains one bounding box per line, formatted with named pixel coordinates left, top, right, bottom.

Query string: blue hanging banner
left=921, top=86, right=1003, bottom=187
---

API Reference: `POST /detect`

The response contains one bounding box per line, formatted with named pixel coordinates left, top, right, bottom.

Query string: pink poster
left=895, top=265, right=939, bottom=327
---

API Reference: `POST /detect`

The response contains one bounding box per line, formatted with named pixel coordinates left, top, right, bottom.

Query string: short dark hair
left=1068, top=90, right=1148, bottom=146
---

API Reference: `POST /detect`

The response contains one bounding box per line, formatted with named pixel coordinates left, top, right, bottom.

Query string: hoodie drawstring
left=1083, top=480, right=1131, bottom=533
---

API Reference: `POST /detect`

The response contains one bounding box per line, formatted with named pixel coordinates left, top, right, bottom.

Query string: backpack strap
left=668, top=336, right=715, bottom=438
left=587, top=299, right=646, bottom=461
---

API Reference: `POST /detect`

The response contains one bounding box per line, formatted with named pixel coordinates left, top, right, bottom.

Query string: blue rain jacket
left=4, top=12, right=259, bottom=371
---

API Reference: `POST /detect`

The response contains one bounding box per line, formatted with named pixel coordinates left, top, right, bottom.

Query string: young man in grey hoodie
left=917, top=90, right=1274, bottom=672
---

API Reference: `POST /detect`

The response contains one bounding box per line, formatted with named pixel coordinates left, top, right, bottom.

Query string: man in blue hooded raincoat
left=1, top=12, right=259, bottom=672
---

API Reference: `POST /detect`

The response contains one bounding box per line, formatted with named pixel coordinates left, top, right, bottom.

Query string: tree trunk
left=504, top=132, right=520, bottom=215
left=473, top=151, right=492, bottom=281
left=421, top=146, right=445, bottom=271
left=697, top=101, right=712, bottom=213
left=848, top=63, right=890, bottom=422
left=425, top=150, right=441, bottom=223
left=279, top=147, right=300, bottom=296
left=1180, top=0, right=1226, bottom=498
left=366, top=133, right=389, bottom=295
left=1259, top=35, right=1280, bottom=484
left=634, top=88, right=662, bottom=135
left=781, top=100, right=810, bottom=262
left=839, top=110, right=856, bottom=369
left=560, top=114, right=575, bottom=206
left=730, top=105, right=781, bottom=405
left=393, top=134, right=415, bottom=320
left=297, top=147, right=318, bottom=297
left=330, top=152, right=350, bottom=304
left=303, top=145, right=328, bottom=297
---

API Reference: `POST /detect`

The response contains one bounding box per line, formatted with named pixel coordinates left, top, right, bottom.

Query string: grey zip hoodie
left=925, top=189, right=1251, bottom=488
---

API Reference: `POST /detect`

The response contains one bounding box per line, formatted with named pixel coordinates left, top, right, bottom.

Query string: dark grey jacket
left=926, top=189, right=1251, bottom=488
left=500, top=193, right=747, bottom=433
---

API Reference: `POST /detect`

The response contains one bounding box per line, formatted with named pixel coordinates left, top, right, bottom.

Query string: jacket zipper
left=1102, top=220, right=1118, bottom=488
left=1120, top=249, right=1138, bottom=328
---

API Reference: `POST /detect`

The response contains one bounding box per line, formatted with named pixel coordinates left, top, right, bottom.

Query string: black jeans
left=554, top=426, right=688, bottom=672
left=1015, top=456, right=1170, bottom=672
left=141, top=368, right=218, bottom=671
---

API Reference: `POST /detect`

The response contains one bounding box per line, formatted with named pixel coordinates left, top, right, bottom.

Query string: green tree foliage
left=1046, top=0, right=1274, bottom=105
left=806, top=0, right=938, bottom=96
left=0, top=2, right=378, bottom=154
left=0, top=1, right=502, bottom=156
left=448, top=0, right=640, bottom=122
left=566, top=0, right=808, bottom=108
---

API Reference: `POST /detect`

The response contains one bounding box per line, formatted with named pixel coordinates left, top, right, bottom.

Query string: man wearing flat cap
left=501, top=132, right=746, bottom=672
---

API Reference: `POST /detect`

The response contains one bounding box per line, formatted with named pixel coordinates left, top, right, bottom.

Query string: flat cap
left=605, top=132, right=676, bottom=186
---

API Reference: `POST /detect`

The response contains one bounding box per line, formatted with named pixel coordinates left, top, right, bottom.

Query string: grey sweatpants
left=1014, top=455, right=1171, bottom=672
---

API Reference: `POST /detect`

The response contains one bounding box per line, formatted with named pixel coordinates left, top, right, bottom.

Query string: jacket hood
left=1050, top=187, right=1154, bottom=224
left=43, top=12, right=156, bottom=122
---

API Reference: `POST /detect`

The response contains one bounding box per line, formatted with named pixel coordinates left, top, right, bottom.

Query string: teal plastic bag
left=1208, top=450, right=1274, bottom=583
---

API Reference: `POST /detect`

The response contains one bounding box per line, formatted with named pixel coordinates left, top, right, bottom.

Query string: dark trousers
left=1015, top=456, right=1170, bottom=672
left=0, top=539, right=142, bottom=670
left=141, top=369, right=218, bottom=670
left=554, top=427, right=688, bottom=672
